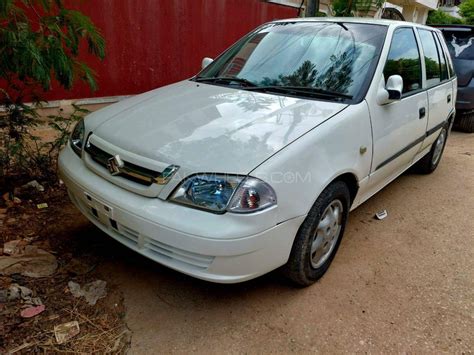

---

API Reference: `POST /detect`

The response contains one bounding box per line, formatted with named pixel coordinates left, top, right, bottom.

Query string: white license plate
left=83, top=192, right=114, bottom=219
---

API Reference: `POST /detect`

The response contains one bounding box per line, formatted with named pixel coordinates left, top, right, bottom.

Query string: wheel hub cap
left=432, top=129, right=446, bottom=165
left=310, top=200, right=343, bottom=269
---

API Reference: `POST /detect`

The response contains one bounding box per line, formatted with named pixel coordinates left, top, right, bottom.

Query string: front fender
left=251, top=102, right=372, bottom=223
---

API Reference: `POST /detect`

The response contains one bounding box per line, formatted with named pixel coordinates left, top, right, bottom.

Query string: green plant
left=331, top=0, right=384, bottom=17
left=0, top=0, right=105, bottom=189
left=460, top=0, right=474, bottom=25
left=426, top=9, right=464, bottom=25
left=29, top=104, right=90, bottom=181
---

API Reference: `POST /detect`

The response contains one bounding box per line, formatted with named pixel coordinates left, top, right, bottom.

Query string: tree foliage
left=426, top=9, right=464, bottom=25
left=0, top=0, right=105, bottom=98
left=331, top=0, right=384, bottom=17
left=460, top=0, right=474, bottom=25
left=0, top=0, right=105, bottom=185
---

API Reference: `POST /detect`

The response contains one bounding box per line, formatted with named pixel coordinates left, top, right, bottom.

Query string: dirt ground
left=97, top=131, right=474, bottom=354
left=2, top=131, right=473, bottom=353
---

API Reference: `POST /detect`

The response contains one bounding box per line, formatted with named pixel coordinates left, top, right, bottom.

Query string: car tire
left=455, top=112, right=474, bottom=133
left=414, top=125, right=448, bottom=174
left=283, top=181, right=350, bottom=287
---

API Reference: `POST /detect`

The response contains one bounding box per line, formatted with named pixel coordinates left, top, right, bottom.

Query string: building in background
left=304, top=0, right=438, bottom=23
left=438, top=0, right=464, bottom=19
left=380, top=0, right=439, bottom=23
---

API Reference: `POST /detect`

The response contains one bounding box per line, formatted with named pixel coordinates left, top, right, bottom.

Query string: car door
left=365, top=27, right=428, bottom=197
left=417, top=29, right=455, bottom=152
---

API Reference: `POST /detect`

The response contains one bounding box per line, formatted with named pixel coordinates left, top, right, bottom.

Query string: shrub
left=460, top=0, right=474, bottom=25
left=0, top=0, right=105, bottom=190
left=426, top=9, right=464, bottom=25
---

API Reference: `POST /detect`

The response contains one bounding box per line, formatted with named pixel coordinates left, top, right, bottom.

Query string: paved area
left=95, top=132, right=473, bottom=354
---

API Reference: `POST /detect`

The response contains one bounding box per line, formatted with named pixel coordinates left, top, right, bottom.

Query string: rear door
left=417, top=29, right=454, bottom=149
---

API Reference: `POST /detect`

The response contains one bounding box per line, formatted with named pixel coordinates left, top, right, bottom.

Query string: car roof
left=273, top=17, right=439, bottom=31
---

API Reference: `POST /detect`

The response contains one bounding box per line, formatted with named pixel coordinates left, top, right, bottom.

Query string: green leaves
left=0, top=0, right=105, bottom=97
left=428, top=1, right=474, bottom=25
left=331, top=0, right=382, bottom=17
left=0, top=0, right=105, bottom=185
left=460, top=0, right=474, bottom=25
left=427, top=10, right=464, bottom=25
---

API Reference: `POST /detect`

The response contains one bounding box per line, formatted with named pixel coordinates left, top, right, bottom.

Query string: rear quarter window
left=418, top=29, right=442, bottom=87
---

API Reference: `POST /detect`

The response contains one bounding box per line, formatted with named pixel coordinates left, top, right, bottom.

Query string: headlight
left=170, top=174, right=277, bottom=213
left=70, top=118, right=85, bottom=157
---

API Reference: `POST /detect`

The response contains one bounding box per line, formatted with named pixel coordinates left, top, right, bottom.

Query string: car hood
left=88, top=80, right=348, bottom=174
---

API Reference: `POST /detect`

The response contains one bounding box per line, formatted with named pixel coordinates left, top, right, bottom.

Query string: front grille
left=85, top=142, right=167, bottom=186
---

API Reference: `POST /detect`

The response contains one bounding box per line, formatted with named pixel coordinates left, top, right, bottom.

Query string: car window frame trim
left=383, top=26, right=424, bottom=98
left=417, top=28, right=448, bottom=90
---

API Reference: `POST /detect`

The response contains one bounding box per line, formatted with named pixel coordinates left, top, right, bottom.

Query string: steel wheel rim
left=432, top=129, right=446, bottom=165
left=310, top=200, right=343, bottom=269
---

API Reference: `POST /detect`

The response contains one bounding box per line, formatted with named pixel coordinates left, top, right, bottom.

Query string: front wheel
left=283, top=181, right=350, bottom=286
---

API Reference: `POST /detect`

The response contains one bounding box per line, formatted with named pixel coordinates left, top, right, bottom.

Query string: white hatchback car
left=59, top=18, right=456, bottom=286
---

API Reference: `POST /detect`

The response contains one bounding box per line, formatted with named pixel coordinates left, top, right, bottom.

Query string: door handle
left=447, top=94, right=451, bottom=103
left=419, top=107, right=426, bottom=119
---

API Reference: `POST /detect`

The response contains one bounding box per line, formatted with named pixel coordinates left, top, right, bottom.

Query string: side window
left=418, top=29, right=441, bottom=87
left=434, top=34, right=449, bottom=81
left=436, top=32, right=455, bottom=78
left=384, top=28, right=422, bottom=95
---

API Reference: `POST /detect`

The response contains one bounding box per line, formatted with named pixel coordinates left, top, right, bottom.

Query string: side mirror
left=377, top=74, right=403, bottom=105
left=386, top=75, right=403, bottom=100
left=201, top=57, right=213, bottom=70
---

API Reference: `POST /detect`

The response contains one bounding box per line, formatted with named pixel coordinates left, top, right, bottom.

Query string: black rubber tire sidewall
left=414, top=125, right=448, bottom=174
left=284, top=181, right=350, bottom=287
left=455, top=112, right=474, bottom=133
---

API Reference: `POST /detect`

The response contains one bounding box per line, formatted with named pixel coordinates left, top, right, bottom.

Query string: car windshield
left=196, top=22, right=387, bottom=102
left=442, top=29, right=474, bottom=60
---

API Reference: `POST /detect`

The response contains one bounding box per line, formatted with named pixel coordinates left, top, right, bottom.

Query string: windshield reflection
left=197, top=22, right=387, bottom=101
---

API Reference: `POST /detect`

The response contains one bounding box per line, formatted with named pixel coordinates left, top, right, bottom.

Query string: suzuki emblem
left=107, top=155, right=124, bottom=176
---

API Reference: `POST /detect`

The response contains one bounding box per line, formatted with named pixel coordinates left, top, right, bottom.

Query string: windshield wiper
left=194, top=78, right=352, bottom=100
left=194, top=76, right=258, bottom=87
left=244, top=85, right=353, bottom=100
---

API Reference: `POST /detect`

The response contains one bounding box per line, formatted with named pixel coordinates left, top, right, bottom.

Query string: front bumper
left=58, top=145, right=305, bottom=283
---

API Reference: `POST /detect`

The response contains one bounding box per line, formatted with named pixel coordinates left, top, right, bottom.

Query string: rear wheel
left=454, top=111, right=474, bottom=133
left=414, top=125, right=448, bottom=174
left=284, top=181, right=350, bottom=286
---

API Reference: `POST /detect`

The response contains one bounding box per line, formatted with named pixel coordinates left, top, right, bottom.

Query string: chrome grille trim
left=84, top=136, right=178, bottom=186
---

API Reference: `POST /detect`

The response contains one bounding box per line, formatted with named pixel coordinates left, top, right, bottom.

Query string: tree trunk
left=345, top=0, right=354, bottom=16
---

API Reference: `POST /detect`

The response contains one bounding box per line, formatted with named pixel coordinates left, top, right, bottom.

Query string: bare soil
left=0, top=190, right=130, bottom=353
left=1, top=131, right=473, bottom=354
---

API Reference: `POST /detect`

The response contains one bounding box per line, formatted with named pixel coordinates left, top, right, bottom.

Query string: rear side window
left=436, top=32, right=455, bottom=77
left=384, top=28, right=422, bottom=94
left=433, top=34, right=449, bottom=80
left=418, top=29, right=441, bottom=87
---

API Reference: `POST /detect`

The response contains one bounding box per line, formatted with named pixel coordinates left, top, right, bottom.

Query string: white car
left=59, top=18, right=456, bottom=286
